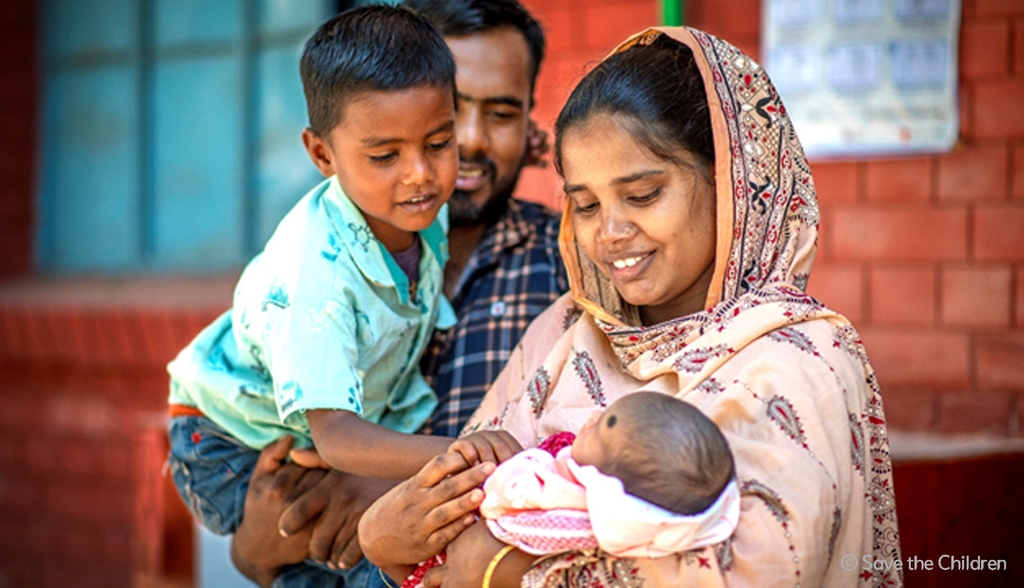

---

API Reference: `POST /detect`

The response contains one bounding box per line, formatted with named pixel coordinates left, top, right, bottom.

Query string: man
left=414, top=0, right=566, bottom=438
left=229, top=2, right=567, bottom=585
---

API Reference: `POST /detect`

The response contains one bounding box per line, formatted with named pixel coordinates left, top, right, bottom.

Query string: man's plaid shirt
left=420, top=198, right=568, bottom=437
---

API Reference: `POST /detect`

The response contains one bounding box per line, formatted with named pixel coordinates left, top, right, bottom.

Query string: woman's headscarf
left=561, top=26, right=817, bottom=331
left=466, top=27, right=901, bottom=588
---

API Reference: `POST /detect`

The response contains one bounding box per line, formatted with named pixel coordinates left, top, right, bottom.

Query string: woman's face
left=561, top=115, right=717, bottom=325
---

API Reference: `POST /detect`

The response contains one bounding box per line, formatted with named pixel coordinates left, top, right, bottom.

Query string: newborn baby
left=481, top=391, right=740, bottom=557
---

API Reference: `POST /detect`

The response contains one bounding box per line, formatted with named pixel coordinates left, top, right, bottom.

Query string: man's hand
left=232, top=437, right=400, bottom=587
left=278, top=469, right=398, bottom=569
left=231, top=437, right=327, bottom=587
left=359, top=452, right=495, bottom=570
left=447, top=430, right=522, bottom=465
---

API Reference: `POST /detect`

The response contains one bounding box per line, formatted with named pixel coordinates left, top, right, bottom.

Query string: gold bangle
left=378, top=567, right=398, bottom=588
left=482, top=545, right=516, bottom=588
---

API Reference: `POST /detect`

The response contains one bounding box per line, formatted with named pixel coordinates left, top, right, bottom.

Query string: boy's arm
left=307, top=409, right=454, bottom=479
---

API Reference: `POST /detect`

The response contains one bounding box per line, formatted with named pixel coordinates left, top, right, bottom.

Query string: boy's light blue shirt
left=168, top=176, right=456, bottom=449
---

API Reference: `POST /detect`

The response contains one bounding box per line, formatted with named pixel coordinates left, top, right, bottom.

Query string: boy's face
left=571, top=400, right=631, bottom=471
left=303, top=85, right=458, bottom=251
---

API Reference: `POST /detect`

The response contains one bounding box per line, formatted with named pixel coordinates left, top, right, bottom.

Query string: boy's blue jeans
left=167, top=415, right=386, bottom=588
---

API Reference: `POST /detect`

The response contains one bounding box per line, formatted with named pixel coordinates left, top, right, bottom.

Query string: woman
left=359, top=27, right=901, bottom=588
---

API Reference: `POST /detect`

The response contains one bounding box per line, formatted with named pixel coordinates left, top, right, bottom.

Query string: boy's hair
left=403, top=0, right=545, bottom=101
left=603, top=393, right=734, bottom=515
left=300, top=5, right=456, bottom=135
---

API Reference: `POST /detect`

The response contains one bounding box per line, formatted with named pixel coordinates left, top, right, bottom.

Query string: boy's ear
left=302, top=128, right=336, bottom=177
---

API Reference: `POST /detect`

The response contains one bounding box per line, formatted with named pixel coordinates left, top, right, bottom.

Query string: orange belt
left=168, top=403, right=206, bottom=419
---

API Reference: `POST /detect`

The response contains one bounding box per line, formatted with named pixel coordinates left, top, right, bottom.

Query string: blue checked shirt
left=420, top=199, right=568, bottom=437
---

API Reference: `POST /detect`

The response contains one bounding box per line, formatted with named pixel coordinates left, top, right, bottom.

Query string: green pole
left=660, top=0, right=684, bottom=26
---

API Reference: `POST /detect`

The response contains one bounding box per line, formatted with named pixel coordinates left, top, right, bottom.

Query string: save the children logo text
left=840, top=553, right=1008, bottom=573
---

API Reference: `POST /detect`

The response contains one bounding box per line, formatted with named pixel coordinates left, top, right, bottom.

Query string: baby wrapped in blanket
left=403, top=392, right=739, bottom=588
left=481, top=391, right=739, bottom=557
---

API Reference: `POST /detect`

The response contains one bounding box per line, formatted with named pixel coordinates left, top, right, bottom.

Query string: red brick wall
left=0, top=300, right=221, bottom=587
left=0, top=0, right=36, bottom=278
left=805, top=0, right=1024, bottom=437
left=516, top=0, right=662, bottom=205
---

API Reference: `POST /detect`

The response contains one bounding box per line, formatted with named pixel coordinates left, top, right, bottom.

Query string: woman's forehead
left=560, top=119, right=705, bottom=192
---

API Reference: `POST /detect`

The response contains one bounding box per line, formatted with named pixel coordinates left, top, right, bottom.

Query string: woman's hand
left=422, top=521, right=538, bottom=588
left=358, top=452, right=495, bottom=569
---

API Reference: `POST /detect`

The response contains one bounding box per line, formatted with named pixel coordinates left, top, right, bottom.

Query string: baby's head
left=571, top=392, right=734, bottom=515
left=299, top=5, right=458, bottom=250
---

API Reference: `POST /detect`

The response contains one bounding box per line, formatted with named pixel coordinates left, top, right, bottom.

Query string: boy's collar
left=322, top=176, right=448, bottom=302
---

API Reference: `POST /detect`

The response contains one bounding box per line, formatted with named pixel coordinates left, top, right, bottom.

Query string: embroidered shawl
left=464, top=27, right=902, bottom=588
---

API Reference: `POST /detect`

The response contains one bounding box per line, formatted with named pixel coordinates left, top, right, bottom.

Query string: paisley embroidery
left=740, top=479, right=789, bottom=523
left=868, top=475, right=897, bottom=525
left=572, top=349, right=606, bottom=408
left=767, top=326, right=818, bottom=356
left=832, top=323, right=870, bottom=365
left=740, top=479, right=800, bottom=580
left=766, top=395, right=807, bottom=447
left=672, top=343, right=734, bottom=373
left=849, top=411, right=865, bottom=473
left=695, top=377, right=725, bottom=395
left=527, top=367, right=553, bottom=416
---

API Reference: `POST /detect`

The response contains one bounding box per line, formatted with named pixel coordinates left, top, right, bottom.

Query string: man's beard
left=448, top=154, right=524, bottom=228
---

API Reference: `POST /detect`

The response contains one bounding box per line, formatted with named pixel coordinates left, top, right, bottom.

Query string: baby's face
left=571, top=401, right=631, bottom=470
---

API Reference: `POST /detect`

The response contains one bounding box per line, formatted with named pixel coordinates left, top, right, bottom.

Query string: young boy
left=166, top=4, right=517, bottom=559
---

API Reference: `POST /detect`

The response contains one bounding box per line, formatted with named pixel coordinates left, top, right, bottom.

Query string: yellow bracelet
left=378, top=567, right=398, bottom=588
left=482, top=545, right=517, bottom=588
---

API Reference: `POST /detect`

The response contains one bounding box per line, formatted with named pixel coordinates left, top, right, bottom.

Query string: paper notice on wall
left=763, top=0, right=961, bottom=157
